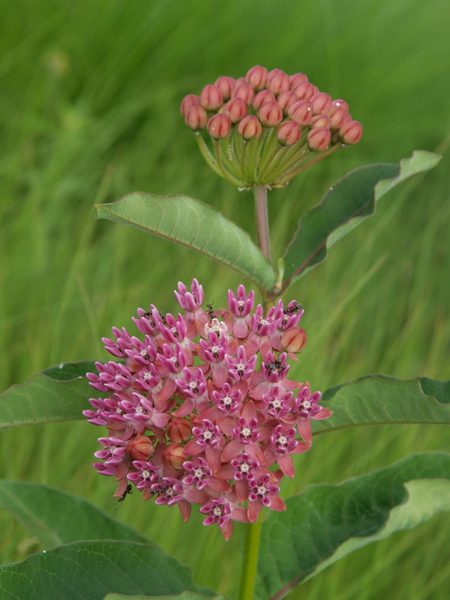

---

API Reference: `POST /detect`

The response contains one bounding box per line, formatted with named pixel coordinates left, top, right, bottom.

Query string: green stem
left=254, top=185, right=272, bottom=263
left=239, top=516, right=263, bottom=600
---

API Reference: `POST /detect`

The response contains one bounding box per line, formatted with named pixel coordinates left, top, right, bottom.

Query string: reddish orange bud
left=288, top=100, right=312, bottom=125
left=168, top=418, right=192, bottom=443
left=208, top=114, right=231, bottom=139
left=289, top=73, right=308, bottom=89
left=127, top=434, right=154, bottom=460
left=180, top=94, right=199, bottom=116
left=232, top=79, right=255, bottom=105
left=215, top=75, right=235, bottom=101
left=277, top=121, right=301, bottom=146
left=258, top=101, right=283, bottom=126
left=253, top=89, right=275, bottom=111
left=340, top=119, right=363, bottom=144
left=328, top=98, right=349, bottom=115
left=329, top=106, right=349, bottom=129
left=266, top=68, right=290, bottom=95
left=224, top=97, right=247, bottom=123
left=200, top=84, right=223, bottom=111
left=281, top=327, right=307, bottom=353
left=185, top=105, right=208, bottom=130
left=238, top=115, right=262, bottom=139
left=311, top=114, right=331, bottom=129
left=164, top=443, right=185, bottom=469
left=277, top=90, right=297, bottom=112
left=245, top=65, right=268, bottom=90
left=307, top=127, right=331, bottom=151
left=292, top=81, right=315, bottom=100
left=311, top=92, right=332, bottom=115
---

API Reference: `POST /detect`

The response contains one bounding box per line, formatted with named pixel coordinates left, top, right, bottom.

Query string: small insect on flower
left=118, top=483, right=133, bottom=503
left=85, top=280, right=331, bottom=539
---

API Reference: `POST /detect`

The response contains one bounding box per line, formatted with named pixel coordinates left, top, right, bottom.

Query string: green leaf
left=283, top=150, right=441, bottom=287
left=0, top=361, right=94, bottom=430
left=257, top=452, right=450, bottom=600
left=0, top=480, right=146, bottom=547
left=96, top=193, right=276, bottom=291
left=0, top=541, right=210, bottom=600
left=312, top=375, right=450, bottom=435
left=104, top=593, right=225, bottom=600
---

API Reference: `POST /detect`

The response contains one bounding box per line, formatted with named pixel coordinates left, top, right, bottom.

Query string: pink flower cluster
left=180, top=65, right=362, bottom=150
left=84, top=280, right=331, bottom=539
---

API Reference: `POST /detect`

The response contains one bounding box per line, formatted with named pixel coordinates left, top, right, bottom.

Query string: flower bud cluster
left=85, top=280, right=331, bottom=539
left=180, top=66, right=362, bottom=188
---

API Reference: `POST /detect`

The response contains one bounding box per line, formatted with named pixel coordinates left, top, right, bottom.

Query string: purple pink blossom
left=84, top=279, right=331, bottom=540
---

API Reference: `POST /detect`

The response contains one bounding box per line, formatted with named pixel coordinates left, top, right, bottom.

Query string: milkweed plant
left=0, top=66, right=448, bottom=600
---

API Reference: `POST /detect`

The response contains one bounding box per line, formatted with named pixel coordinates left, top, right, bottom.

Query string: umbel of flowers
left=180, top=65, right=363, bottom=188
left=84, top=280, right=331, bottom=540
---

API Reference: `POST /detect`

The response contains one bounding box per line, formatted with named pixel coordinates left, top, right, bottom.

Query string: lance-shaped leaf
left=257, top=452, right=450, bottom=600
left=96, top=193, right=276, bottom=291
left=283, top=150, right=441, bottom=287
left=0, top=480, right=146, bottom=547
left=312, top=375, right=450, bottom=434
left=0, top=541, right=211, bottom=600
left=0, top=361, right=94, bottom=430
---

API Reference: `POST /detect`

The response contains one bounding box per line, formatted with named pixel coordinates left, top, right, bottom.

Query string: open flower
left=85, top=280, right=330, bottom=539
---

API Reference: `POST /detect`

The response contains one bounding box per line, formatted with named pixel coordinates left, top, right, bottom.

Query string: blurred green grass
left=0, top=0, right=449, bottom=598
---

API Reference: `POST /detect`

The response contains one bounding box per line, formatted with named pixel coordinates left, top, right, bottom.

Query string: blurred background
left=0, top=0, right=449, bottom=598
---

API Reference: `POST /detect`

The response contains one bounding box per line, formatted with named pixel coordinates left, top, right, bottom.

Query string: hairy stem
left=239, top=516, right=263, bottom=600
left=254, top=185, right=272, bottom=263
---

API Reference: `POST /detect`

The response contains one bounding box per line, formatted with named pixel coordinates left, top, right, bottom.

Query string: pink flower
left=85, top=280, right=330, bottom=539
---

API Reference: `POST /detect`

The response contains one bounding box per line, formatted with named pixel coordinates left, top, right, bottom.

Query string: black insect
left=118, top=484, right=133, bottom=503
left=206, top=303, right=215, bottom=320
left=284, top=301, right=303, bottom=315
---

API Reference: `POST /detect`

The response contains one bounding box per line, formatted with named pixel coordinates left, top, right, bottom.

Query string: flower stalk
left=239, top=516, right=263, bottom=600
left=254, top=185, right=272, bottom=263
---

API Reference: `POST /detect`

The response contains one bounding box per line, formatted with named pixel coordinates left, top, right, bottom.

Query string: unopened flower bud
left=311, top=92, right=332, bottom=115
left=311, top=114, right=331, bottom=129
left=168, top=419, right=192, bottom=443
left=328, top=98, right=349, bottom=115
left=208, top=114, right=231, bottom=139
left=288, top=100, right=312, bottom=125
left=232, top=79, right=255, bottom=105
left=289, top=73, right=309, bottom=89
left=127, top=434, right=154, bottom=460
left=224, top=97, right=247, bottom=123
left=253, top=89, right=276, bottom=111
left=245, top=65, right=268, bottom=90
left=307, top=127, right=331, bottom=151
left=215, top=76, right=235, bottom=101
left=200, top=84, right=223, bottom=111
left=258, top=102, right=283, bottom=126
left=164, top=444, right=185, bottom=469
left=329, top=106, right=349, bottom=129
left=238, top=115, right=262, bottom=139
left=277, top=90, right=297, bottom=112
left=292, top=81, right=315, bottom=100
left=185, top=105, right=208, bottom=130
left=340, top=120, right=363, bottom=144
left=281, top=327, right=307, bottom=353
left=277, top=121, right=301, bottom=146
left=180, top=94, right=199, bottom=116
left=266, top=68, right=290, bottom=94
